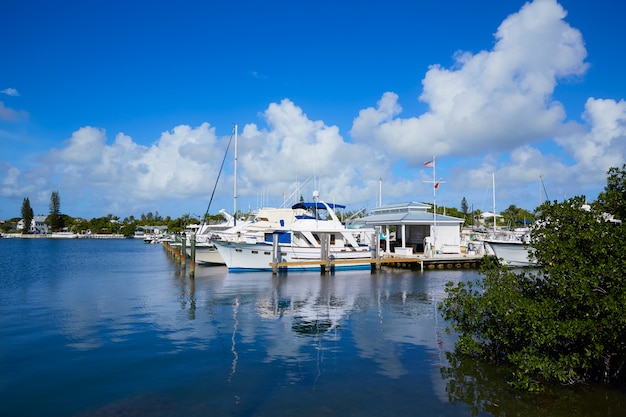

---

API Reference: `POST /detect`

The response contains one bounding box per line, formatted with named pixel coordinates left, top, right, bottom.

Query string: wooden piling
left=373, top=231, right=381, bottom=272
left=181, top=233, right=187, bottom=268
left=320, top=234, right=330, bottom=274
left=190, top=233, right=196, bottom=277
left=271, top=233, right=279, bottom=274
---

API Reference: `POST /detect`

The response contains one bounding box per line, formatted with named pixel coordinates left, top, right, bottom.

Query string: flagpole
left=423, top=157, right=444, bottom=257
left=433, top=155, right=437, bottom=256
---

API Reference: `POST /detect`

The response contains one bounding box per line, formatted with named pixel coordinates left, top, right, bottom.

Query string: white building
left=16, top=215, right=49, bottom=234
left=354, top=202, right=465, bottom=255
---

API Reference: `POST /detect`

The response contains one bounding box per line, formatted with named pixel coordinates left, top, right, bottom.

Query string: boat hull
left=214, top=240, right=373, bottom=271
left=484, top=240, right=536, bottom=267
left=50, top=232, right=78, bottom=238
left=187, top=243, right=226, bottom=265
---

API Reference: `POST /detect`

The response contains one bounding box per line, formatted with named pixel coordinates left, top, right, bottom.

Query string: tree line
left=5, top=192, right=228, bottom=236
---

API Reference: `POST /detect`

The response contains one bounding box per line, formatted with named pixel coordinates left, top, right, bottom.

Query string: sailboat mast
left=233, top=124, right=238, bottom=226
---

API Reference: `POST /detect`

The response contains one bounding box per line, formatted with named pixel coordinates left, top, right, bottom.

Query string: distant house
left=16, top=215, right=49, bottom=234
left=354, top=201, right=465, bottom=255
left=134, top=225, right=168, bottom=238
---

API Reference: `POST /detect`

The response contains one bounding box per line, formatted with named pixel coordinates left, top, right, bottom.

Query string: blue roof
left=292, top=202, right=346, bottom=210
left=357, top=210, right=464, bottom=225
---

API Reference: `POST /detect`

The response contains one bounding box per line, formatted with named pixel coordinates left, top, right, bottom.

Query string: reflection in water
left=441, top=351, right=626, bottom=417
left=229, top=295, right=239, bottom=384
left=3, top=239, right=625, bottom=417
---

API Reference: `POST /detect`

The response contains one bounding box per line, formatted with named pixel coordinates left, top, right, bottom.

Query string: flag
left=434, top=182, right=440, bottom=189
left=424, top=160, right=434, bottom=168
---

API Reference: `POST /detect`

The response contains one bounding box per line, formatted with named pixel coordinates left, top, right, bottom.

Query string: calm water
left=1, top=238, right=624, bottom=417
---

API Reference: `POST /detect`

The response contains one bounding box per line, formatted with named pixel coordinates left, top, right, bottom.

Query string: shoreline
left=1, top=233, right=128, bottom=239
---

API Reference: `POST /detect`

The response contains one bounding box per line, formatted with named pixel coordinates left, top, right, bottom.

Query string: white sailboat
left=482, top=173, right=537, bottom=267
left=187, top=124, right=240, bottom=265
left=189, top=125, right=310, bottom=265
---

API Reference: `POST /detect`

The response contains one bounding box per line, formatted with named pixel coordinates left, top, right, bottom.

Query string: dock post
left=172, top=236, right=181, bottom=260
left=271, top=233, right=279, bottom=274
left=324, top=234, right=335, bottom=273
left=373, top=230, right=381, bottom=272
left=320, top=233, right=329, bottom=275
left=181, top=232, right=187, bottom=268
left=190, top=233, right=196, bottom=277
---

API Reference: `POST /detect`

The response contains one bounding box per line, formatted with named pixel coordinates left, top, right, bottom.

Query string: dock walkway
left=271, top=253, right=486, bottom=274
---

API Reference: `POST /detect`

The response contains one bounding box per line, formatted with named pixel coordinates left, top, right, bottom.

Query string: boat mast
left=233, top=124, right=238, bottom=226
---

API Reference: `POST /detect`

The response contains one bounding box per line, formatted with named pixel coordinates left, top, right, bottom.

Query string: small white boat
left=191, top=242, right=224, bottom=265
left=481, top=173, right=536, bottom=267
left=50, top=231, right=78, bottom=239
left=484, top=233, right=536, bottom=267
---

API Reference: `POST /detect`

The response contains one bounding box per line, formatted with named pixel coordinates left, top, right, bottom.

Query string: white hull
left=50, top=232, right=78, bottom=239
left=187, top=243, right=225, bottom=265
left=484, top=240, right=536, bottom=267
left=214, top=240, right=373, bottom=271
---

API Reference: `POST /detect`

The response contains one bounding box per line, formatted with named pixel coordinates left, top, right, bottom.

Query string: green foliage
left=20, top=197, right=34, bottom=234
left=120, top=223, right=137, bottom=237
left=439, top=166, right=626, bottom=390
left=500, top=204, right=534, bottom=227
left=139, top=211, right=163, bottom=224
left=46, top=191, right=65, bottom=231
left=460, top=197, right=469, bottom=223
left=597, top=164, right=626, bottom=221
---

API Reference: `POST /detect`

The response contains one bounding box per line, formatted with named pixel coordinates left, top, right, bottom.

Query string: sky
left=1, top=0, right=625, bottom=221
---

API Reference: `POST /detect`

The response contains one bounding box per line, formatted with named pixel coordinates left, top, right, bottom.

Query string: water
left=0, top=238, right=624, bottom=417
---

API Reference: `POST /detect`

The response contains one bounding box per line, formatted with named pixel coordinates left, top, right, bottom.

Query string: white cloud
left=1, top=88, right=19, bottom=96
left=24, top=101, right=392, bottom=215
left=556, top=97, right=626, bottom=177
left=237, top=99, right=386, bottom=206
left=351, top=0, right=588, bottom=163
left=0, top=164, right=21, bottom=196
left=49, top=126, right=108, bottom=164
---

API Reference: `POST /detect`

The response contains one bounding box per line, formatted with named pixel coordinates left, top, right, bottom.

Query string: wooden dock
left=268, top=232, right=486, bottom=274
left=161, top=232, right=487, bottom=275
left=270, top=254, right=486, bottom=274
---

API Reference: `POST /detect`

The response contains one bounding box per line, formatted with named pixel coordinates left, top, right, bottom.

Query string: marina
left=162, top=233, right=486, bottom=274
left=1, top=0, right=623, bottom=412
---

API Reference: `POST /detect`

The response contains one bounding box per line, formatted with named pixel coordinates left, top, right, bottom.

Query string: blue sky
left=1, top=0, right=625, bottom=221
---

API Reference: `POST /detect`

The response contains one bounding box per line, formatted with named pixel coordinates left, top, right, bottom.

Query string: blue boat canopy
left=292, top=202, right=346, bottom=210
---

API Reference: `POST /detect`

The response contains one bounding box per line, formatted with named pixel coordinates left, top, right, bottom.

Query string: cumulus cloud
left=237, top=99, right=386, bottom=205
left=556, top=98, right=626, bottom=177
left=49, top=127, right=108, bottom=164
left=9, top=123, right=229, bottom=214
left=351, top=0, right=588, bottom=164
left=4, top=100, right=387, bottom=215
